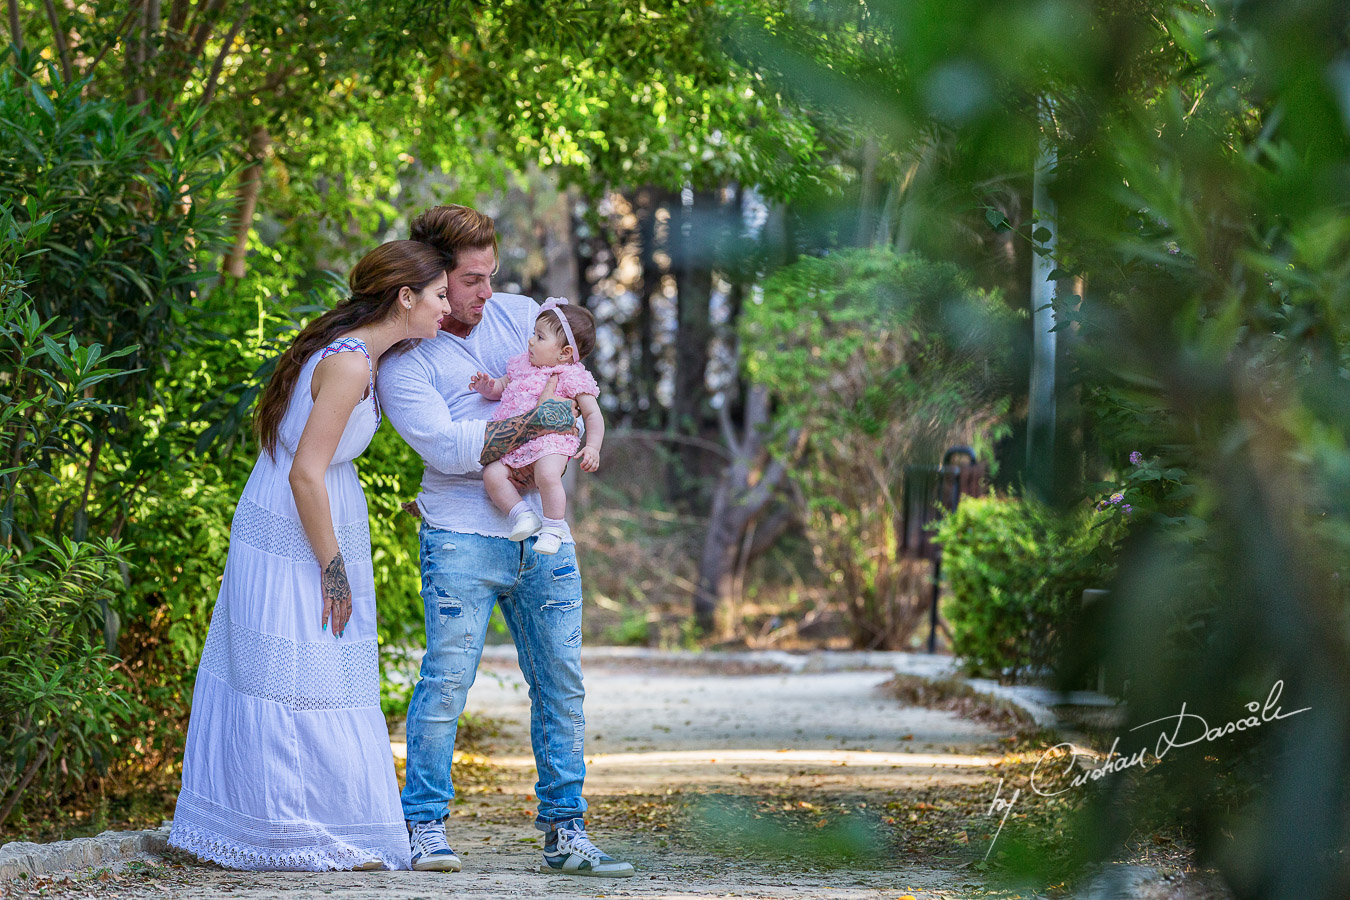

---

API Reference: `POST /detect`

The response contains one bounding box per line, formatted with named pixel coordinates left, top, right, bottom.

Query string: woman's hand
left=322, top=552, right=353, bottom=638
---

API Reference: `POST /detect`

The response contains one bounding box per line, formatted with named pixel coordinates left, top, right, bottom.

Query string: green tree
left=741, top=249, right=1014, bottom=648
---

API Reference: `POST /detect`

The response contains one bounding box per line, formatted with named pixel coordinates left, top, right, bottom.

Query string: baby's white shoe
left=534, top=530, right=563, bottom=555
left=508, top=511, right=543, bottom=542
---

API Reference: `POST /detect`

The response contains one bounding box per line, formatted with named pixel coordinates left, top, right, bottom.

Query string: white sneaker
left=408, top=819, right=462, bottom=872
left=534, top=530, right=563, bottom=555
left=353, top=859, right=384, bottom=871
left=540, top=819, right=635, bottom=877
left=508, top=511, right=542, bottom=542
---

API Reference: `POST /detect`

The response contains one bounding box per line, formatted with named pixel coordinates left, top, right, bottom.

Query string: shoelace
left=557, top=825, right=605, bottom=861
left=412, top=822, right=453, bottom=853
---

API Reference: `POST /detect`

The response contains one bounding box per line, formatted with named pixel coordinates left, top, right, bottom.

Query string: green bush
left=0, top=224, right=145, bottom=829
left=933, top=496, right=1120, bottom=682
left=0, top=538, right=131, bottom=829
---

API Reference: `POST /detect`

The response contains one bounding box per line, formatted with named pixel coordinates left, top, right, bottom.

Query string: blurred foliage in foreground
left=730, top=0, right=1350, bottom=895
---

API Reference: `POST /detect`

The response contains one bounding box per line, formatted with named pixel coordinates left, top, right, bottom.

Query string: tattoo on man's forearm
left=322, top=552, right=351, bottom=605
left=480, top=399, right=575, bottom=465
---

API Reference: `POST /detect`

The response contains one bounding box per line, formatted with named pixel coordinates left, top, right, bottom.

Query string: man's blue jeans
left=400, top=525, right=588, bottom=830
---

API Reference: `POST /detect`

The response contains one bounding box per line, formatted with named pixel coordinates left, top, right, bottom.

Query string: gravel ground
left=1, top=654, right=1230, bottom=900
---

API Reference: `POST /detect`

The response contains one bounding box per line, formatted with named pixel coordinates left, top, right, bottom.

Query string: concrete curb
left=0, top=823, right=171, bottom=883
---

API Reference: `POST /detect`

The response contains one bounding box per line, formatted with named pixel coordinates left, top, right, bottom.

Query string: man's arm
left=379, top=357, right=576, bottom=472
left=480, top=396, right=576, bottom=466
left=378, top=358, right=490, bottom=474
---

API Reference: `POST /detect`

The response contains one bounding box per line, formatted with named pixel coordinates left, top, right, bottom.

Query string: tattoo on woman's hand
left=322, top=552, right=352, bottom=637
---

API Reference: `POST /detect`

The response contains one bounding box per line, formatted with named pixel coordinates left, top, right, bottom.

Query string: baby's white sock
left=540, top=515, right=566, bottom=535
left=509, top=500, right=530, bottom=521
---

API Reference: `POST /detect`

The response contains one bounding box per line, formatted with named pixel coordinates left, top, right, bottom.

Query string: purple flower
left=1129, top=451, right=1143, bottom=466
left=1110, top=492, right=1125, bottom=504
left=1123, top=504, right=1133, bottom=515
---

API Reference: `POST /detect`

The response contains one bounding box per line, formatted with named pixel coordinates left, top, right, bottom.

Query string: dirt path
left=6, top=653, right=1028, bottom=900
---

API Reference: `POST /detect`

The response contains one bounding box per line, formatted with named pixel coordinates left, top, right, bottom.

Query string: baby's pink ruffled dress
left=491, top=352, right=599, bottom=468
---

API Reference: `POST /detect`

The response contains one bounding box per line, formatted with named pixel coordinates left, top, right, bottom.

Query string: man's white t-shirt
left=376, top=293, right=574, bottom=544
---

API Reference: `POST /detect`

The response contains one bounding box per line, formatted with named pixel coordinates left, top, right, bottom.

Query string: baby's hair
left=540, top=304, right=596, bottom=361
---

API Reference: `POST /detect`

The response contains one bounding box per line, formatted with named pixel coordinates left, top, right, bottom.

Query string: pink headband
left=539, top=297, right=578, bottom=360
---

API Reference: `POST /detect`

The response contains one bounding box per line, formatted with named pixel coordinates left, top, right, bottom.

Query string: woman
left=167, top=240, right=451, bottom=871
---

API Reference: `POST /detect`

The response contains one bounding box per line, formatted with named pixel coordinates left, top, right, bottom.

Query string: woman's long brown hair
left=253, top=240, right=448, bottom=458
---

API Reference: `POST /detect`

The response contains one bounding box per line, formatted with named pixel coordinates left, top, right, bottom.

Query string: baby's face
left=528, top=322, right=569, bottom=367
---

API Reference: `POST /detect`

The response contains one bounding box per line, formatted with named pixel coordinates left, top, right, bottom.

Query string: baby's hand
left=578, top=446, right=600, bottom=473
left=469, top=372, right=495, bottom=397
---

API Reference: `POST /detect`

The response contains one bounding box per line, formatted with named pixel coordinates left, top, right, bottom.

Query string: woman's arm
left=290, top=352, right=369, bottom=637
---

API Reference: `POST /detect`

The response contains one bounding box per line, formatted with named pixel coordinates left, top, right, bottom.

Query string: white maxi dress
left=169, top=337, right=410, bottom=871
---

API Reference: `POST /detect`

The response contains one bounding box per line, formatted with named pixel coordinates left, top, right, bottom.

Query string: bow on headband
left=539, top=297, right=579, bottom=360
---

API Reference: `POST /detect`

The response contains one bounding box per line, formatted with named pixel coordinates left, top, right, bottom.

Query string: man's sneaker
left=508, top=511, right=543, bottom=542
left=540, top=819, right=634, bottom=877
left=533, top=530, right=563, bottom=555
left=408, top=819, right=462, bottom=872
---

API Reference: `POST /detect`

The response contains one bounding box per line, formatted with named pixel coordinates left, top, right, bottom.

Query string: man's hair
left=409, top=205, right=497, bottom=271
left=539, top=304, right=597, bottom=362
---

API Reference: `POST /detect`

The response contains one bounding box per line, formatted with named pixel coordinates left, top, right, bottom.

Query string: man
left=377, top=204, right=634, bottom=878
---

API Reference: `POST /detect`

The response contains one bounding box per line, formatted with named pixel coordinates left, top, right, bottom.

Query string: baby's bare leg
left=533, top=454, right=569, bottom=520
left=483, top=460, right=523, bottom=515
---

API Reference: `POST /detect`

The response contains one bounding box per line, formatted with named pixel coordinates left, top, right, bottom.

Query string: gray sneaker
left=539, top=819, right=634, bottom=877
left=408, top=819, right=462, bottom=872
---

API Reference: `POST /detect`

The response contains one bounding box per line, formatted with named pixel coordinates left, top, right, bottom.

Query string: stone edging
left=0, top=824, right=171, bottom=883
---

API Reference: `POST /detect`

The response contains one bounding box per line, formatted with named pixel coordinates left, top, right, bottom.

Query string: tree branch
left=244, top=62, right=294, bottom=99
left=84, top=1, right=144, bottom=80
left=199, top=4, right=248, bottom=107
left=166, top=0, right=189, bottom=37
left=0, top=742, right=52, bottom=828
left=185, top=0, right=226, bottom=66
left=717, top=397, right=744, bottom=459
left=6, top=0, right=20, bottom=53
left=41, top=0, right=72, bottom=82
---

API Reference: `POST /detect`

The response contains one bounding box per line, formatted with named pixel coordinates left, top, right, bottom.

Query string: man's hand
left=577, top=446, right=600, bottom=473
left=507, top=463, right=536, bottom=490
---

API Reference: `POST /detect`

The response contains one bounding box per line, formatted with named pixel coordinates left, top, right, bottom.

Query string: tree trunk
left=694, top=384, right=790, bottom=636
left=1027, top=102, right=1058, bottom=502
left=633, top=186, right=669, bottom=428
left=7, top=0, right=21, bottom=53
left=855, top=135, right=880, bottom=247
left=668, top=187, right=717, bottom=492
left=541, top=185, right=581, bottom=301
left=223, top=125, right=270, bottom=278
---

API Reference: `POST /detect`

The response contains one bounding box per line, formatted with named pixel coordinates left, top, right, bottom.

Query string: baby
left=470, top=298, right=604, bottom=554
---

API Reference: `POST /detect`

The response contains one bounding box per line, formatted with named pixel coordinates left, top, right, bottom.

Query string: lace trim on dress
left=199, top=612, right=380, bottom=710
left=169, top=792, right=409, bottom=871
left=318, top=337, right=380, bottom=427
left=232, top=497, right=371, bottom=564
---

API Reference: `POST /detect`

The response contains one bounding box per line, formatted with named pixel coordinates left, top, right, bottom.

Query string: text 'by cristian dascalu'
left=981, top=680, right=1310, bottom=859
